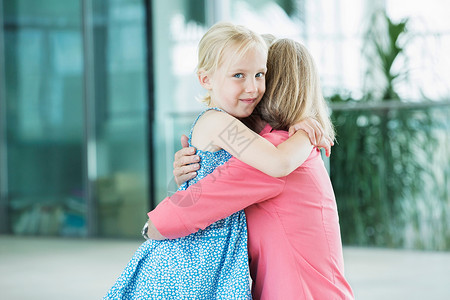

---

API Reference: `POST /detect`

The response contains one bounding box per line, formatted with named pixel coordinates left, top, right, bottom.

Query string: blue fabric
left=104, top=108, right=251, bottom=299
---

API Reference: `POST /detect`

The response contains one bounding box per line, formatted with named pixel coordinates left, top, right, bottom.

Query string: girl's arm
left=197, top=110, right=313, bottom=177
left=173, top=117, right=331, bottom=186
left=288, top=118, right=334, bottom=157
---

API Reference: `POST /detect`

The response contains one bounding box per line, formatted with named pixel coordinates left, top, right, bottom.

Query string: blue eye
left=233, top=73, right=244, bottom=78
left=256, top=72, right=265, bottom=78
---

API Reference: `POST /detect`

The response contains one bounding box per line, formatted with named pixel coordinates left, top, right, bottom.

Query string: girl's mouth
left=240, top=98, right=257, bottom=104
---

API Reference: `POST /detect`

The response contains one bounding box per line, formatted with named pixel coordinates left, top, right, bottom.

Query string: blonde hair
left=259, top=39, right=335, bottom=140
left=197, top=22, right=267, bottom=105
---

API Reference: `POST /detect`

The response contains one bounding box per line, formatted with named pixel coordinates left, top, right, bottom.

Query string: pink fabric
left=149, top=126, right=354, bottom=299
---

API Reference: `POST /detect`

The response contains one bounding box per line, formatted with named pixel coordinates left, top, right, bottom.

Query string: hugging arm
left=173, top=117, right=332, bottom=187
left=147, top=157, right=285, bottom=240
left=209, top=111, right=312, bottom=177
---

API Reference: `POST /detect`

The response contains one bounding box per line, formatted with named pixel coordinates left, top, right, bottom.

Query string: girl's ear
left=198, top=70, right=212, bottom=90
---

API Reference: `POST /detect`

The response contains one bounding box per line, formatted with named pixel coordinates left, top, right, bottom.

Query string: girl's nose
left=245, top=78, right=258, bottom=93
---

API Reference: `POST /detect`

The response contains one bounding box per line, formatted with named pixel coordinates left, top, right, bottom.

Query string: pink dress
left=149, top=125, right=354, bottom=299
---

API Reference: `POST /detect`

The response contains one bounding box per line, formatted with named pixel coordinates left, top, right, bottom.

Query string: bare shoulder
left=191, top=109, right=234, bottom=151
left=202, top=109, right=234, bottom=122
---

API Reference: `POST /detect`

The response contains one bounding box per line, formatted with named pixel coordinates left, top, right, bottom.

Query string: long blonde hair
left=259, top=38, right=335, bottom=140
left=197, top=22, right=267, bottom=105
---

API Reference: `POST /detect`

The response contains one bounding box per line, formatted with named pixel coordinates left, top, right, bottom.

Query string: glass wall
left=2, top=0, right=85, bottom=236
left=88, top=0, right=149, bottom=238
left=0, top=0, right=8, bottom=233
left=152, top=0, right=208, bottom=202
left=0, top=0, right=149, bottom=238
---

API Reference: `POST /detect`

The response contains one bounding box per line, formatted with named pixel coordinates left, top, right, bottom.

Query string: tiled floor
left=1, top=235, right=449, bottom=299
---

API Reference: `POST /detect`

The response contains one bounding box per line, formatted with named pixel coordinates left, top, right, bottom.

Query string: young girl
left=104, top=23, right=322, bottom=299
left=150, top=39, right=354, bottom=299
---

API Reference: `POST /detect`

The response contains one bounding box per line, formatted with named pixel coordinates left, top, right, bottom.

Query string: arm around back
left=148, top=157, right=286, bottom=239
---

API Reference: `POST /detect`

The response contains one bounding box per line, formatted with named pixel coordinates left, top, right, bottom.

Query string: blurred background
left=0, top=0, right=449, bottom=298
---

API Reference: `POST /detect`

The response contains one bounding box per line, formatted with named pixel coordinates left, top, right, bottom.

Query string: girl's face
left=207, top=46, right=267, bottom=118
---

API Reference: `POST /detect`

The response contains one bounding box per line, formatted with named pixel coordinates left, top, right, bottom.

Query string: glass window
left=152, top=0, right=208, bottom=202
left=387, top=0, right=450, bottom=100
left=1, top=0, right=149, bottom=238
left=91, top=0, right=149, bottom=238
left=3, top=0, right=85, bottom=236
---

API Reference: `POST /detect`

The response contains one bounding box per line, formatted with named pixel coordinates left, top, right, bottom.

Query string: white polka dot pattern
left=104, top=108, right=251, bottom=299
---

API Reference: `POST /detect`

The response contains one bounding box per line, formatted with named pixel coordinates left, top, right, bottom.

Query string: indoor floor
left=1, top=235, right=449, bottom=300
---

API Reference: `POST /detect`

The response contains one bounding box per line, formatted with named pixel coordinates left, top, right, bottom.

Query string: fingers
left=304, top=118, right=323, bottom=147
left=311, top=120, right=324, bottom=148
left=319, top=138, right=330, bottom=157
left=289, top=120, right=319, bottom=146
left=316, top=136, right=333, bottom=157
left=173, top=162, right=200, bottom=185
left=289, top=123, right=314, bottom=145
left=174, top=172, right=198, bottom=187
left=324, top=140, right=331, bottom=157
left=326, top=136, right=334, bottom=147
left=173, top=151, right=200, bottom=186
left=307, top=123, right=318, bottom=146
left=289, top=118, right=333, bottom=151
left=174, top=134, right=195, bottom=162
left=174, top=147, right=197, bottom=166
left=173, top=151, right=200, bottom=169
left=180, top=134, right=189, bottom=148
left=173, top=135, right=199, bottom=186
left=173, top=160, right=200, bottom=176
left=302, top=123, right=317, bottom=146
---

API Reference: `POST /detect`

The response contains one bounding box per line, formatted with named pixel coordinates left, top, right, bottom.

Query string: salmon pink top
left=148, top=125, right=354, bottom=300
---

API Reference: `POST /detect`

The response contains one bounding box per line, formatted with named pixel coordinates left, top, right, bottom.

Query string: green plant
left=363, top=11, right=409, bottom=101
left=330, top=104, right=449, bottom=249
left=329, top=12, right=450, bottom=250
